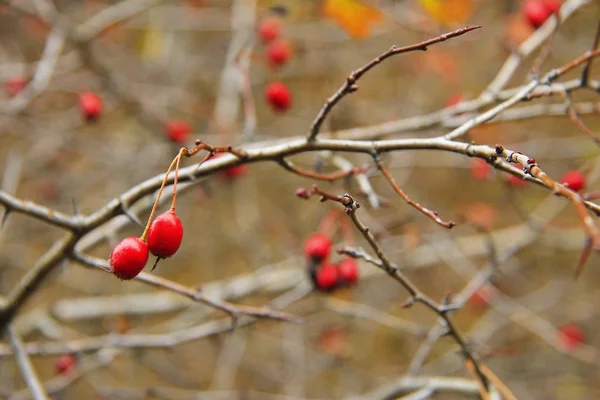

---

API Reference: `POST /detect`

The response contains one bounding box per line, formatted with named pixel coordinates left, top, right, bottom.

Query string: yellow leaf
left=322, top=0, right=384, bottom=39
left=419, top=0, right=474, bottom=26
left=136, top=28, right=164, bottom=60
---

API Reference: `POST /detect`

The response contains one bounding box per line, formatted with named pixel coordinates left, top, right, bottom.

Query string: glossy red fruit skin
left=267, top=39, right=292, bottom=67
left=544, top=0, right=561, bottom=14
left=165, top=120, right=191, bottom=144
left=558, top=323, right=585, bottom=350
left=258, top=17, right=282, bottom=43
left=265, top=81, right=291, bottom=112
left=560, top=170, right=586, bottom=193
left=338, top=258, right=358, bottom=284
left=109, top=236, right=149, bottom=280
left=315, top=263, right=339, bottom=292
left=79, top=92, right=103, bottom=121
left=523, top=0, right=551, bottom=28
left=148, top=211, right=184, bottom=258
left=55, top=354, right=76, bottom=375
left=304, top=234, right=332, bottom=263
left=470, top=158, right=491, bottom=181
left=6, top=76, right=28, bottom=97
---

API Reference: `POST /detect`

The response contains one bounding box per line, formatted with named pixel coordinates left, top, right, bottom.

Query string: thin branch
left=375, top=159, right=455, bottom=228
left=308, top=25, right=481, bottom=140
left=71, top=252, right=303, bottom=324
left=581, top=20, right=600, bottom=85
left=6, top=325, right=50, bottom=400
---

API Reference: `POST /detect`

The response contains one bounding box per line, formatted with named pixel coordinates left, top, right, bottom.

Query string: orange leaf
left=322, top=0, right=384, bottom=39
left=419, top=0, right=475, bottom=26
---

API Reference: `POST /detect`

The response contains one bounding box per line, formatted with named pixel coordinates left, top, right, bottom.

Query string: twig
left=308, top=25, right=481, bottom=140
left=375, top=159, right=455, bottom=228
left=581, top=20, right=600, bottom=85
left=6, top=325, right=50, bottom=400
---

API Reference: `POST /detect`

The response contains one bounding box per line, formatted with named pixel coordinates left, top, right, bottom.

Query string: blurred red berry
left=266, top=39, right=292, bottom=67
left=109, top=236, right=149, bottom=280
left=523, top=0, right=552, bottom=28
left=558, top=323, right=585, bottom=350
left=165, top=120, right=191, bottom=144
left=468, top=284, right=492, bottom=308
left=544, top=0, right=562, bottom=14
left=79, top=92, right=103, bottom=121
left=338, top=258, right=358, bottom=285
left=470, top=158, right=491, bottom=181
left=6, top=76, right=27, bottom=97
left=211, top=153, right=249, bottom=180
left=148, top=210, right=184, bottom=258
left=446, top=94, right=464, bottom=107
left=55, top=354, right=76, bottom=375
left=258, top=17, right=282, bottom=43
left=304, top=234, right=332, bottom=263
left=560, top=170, right=586, bottom=193
left=265, top=81, right=291, bottom=112
left=315, top=263, right=339, bottom=292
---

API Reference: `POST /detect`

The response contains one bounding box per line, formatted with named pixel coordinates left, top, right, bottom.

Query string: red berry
left=165, top=120, right=191, bottom=144
left=446, top=94, right=464, bottom=107
left=470, top=158, right=491, bottom=181
left=468, top=284, right=492, bottom=308
left=560, top=170, right=586, bottom=193
left=258, top=17, right=282, bottom=43
left=544, top=0, right=561, bottom=14
left=147, top=210, right=184, bottom=258
left=315, top=263, right=339, bottom=292
left=338, top=258, right=358, bottom=284
left=79, top=92, right=103, bottom=121
left=55, top=354, right=76, bottom=375
left=265, top=81, right=291, bottom=112
left=558, top=323, right=585, bottom=350
left=109, top=236, right=149, bottom=280
left=304, top=234, right=332, bottom=263
left=523, top=0, right=552, bottom=28
left=210, top=153, right=249, bottom=180
left=266, top=39, right=292, bottom=67
left=6, top=76, right=27, bottom=97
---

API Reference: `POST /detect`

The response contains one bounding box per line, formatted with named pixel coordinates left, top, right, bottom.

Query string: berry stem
left=171, top=148, right=185, bottom=212
left=317, top=209, right=339, bottom=238
left=140, top=153, right=181, bottom=242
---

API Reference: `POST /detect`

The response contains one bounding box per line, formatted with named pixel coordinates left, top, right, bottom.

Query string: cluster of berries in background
left=523, top=0, right=561, bottom=28
left=304, top=233, right=359, bottom=292
left=258, top=15, right=292, bottom=113
left=469, top=156, right=587, bottom=192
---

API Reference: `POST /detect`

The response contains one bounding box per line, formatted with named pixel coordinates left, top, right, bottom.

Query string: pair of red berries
left=109, top=210, right=183, bottom=280
left=523, top=0, right=561, bottom=28
left=304, top=233, right=359, bottom=292
left=313, top=258, right=359, bottom=292
left=259, top=17, right=292, bottom=68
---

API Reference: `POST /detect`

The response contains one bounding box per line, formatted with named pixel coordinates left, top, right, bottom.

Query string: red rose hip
left=266, top=39, right=292, bottom=67
left=265, top=81, right=291, bottom=112
left=147, top=210, right=184, bottom=258
left=6, top=76, right=28, bottom=97
left=560, top=170, right=585, bottom=193
left=79, top=91, right=103, bottom=121
left=304, top=234, right=332, bottom=263
left=523, top=0, right=552, bottom=28
left=558, top=323, right=585, bottom=350
left=470, top=158, right=491, bottom=181
left=55, top=354, right=76, bottom=375
left=165, top=120, right=191, bottom=144
left=338, top=258, right=359, bottom=284
left=258, top=17, right=282, bottom=43
left=109, top=236, right=149, bottom=280
left=315, top=263, right=339, bottom=292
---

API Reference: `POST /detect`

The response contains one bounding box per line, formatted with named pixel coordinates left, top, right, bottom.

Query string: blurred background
left=1, top=0, right=600, bottom=398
